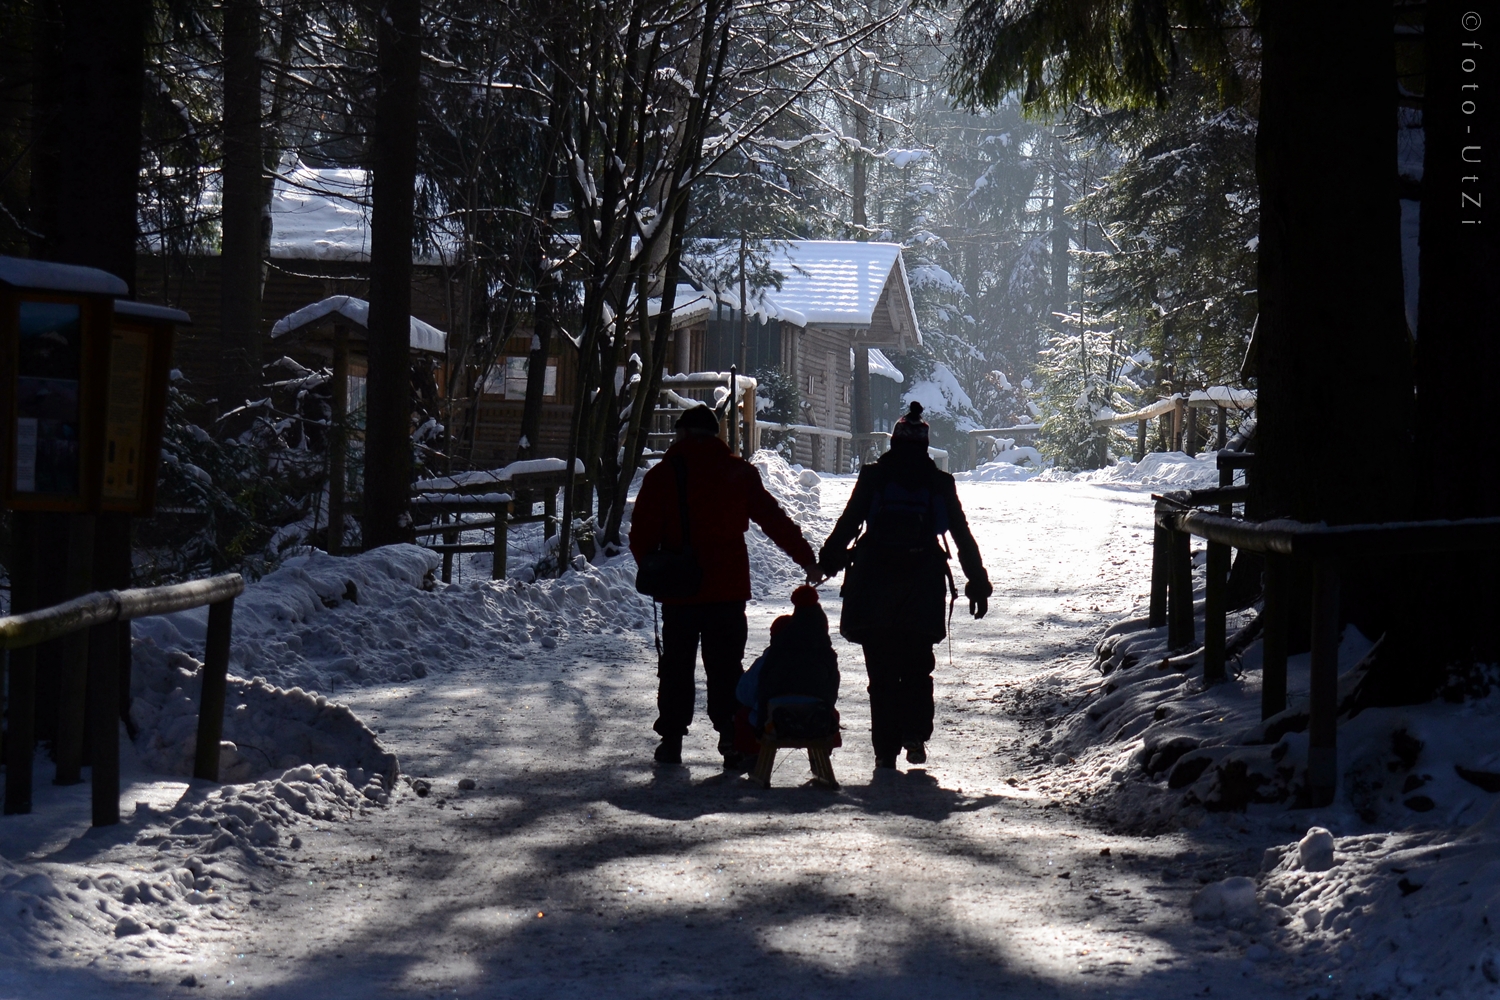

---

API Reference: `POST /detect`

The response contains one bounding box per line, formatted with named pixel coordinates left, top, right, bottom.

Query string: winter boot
left=875, top=754, right=898, bottom=769
left=904, top=743, right=927, bottom=765
left=717, top=731, right=753, bottom=772
left=654, top=736, right=682, bottom=765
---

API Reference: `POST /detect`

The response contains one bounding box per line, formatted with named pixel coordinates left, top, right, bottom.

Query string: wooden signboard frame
left=102, top=303, right=181, bottom=515
left=0, top=287, right=113, bottom=513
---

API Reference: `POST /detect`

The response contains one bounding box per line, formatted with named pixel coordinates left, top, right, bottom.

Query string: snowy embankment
left=1027, top=553, right=1500, bottom=996
left=959, top=448, right=1229, bottom=488
left=0, top=451, right=822, bottom=978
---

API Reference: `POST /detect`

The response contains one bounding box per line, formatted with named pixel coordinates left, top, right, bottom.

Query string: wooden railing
left=1, top=573, right=244, bottom=825
left=1148, top=454, right=1500, bottom=806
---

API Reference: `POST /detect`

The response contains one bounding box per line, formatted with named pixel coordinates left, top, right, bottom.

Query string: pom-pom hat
left=890, top=401, right=929, bottom=448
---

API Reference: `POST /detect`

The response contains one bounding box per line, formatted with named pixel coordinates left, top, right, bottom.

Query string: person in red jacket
left=630, top=404, right=819, bottom=769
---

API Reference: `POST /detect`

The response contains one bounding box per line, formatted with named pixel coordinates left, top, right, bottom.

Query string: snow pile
left=132, top=544, right=654, bottom=695
left=1253, top=815, right=1500, bottom=996
left=1028, top=587, right=1500, bottom=994
left=0, top=765, right=382, bottom=970
left=957, top=460, right=1041, bottom=483
left=126, top=640, right=398, bottom=785
left=746, top=450, right=826, bottom=598
left=1039, top=451, right=1228, bottom=489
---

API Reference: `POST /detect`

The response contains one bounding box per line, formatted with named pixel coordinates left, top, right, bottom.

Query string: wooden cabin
left=692, top=241, right=921, bottom=472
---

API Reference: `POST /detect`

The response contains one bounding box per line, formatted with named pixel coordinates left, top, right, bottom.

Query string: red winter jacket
left=629, top=434, right=816, bottom=604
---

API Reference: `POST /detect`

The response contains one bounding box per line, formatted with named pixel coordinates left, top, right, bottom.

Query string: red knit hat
left=891, top=401, right=929, bottom=447
left=791, top=585, right=820, bottom=608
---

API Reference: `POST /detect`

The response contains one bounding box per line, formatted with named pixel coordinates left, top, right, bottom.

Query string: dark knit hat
left=675, top=404, right=720, bottom=434
left=890, top=401, right=929, bottom=448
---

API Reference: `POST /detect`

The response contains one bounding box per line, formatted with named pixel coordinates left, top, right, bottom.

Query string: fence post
left=1308, top=560, right=1341, bottom=807
left=1149, top=511, right=1169, bottom=628
left=1168, top=527, right=1195, bottom=650
left=544, top=489, right=557, bottom=540
left=1203, top=541, right=1230, bottom=684
left=193, top=597, right=236, bottom=782
left=1136, top=419, right=1147, bottom=462
left=54, top=513, right=97, bottom=786
left=1261, top=553, right=1289, bottom=720
left=4, top=646, right=35, bottom=814
left=1215, top=405, right=1228, bottom=451
left=491, top=500, right=511, bottom=580
left=441, top=513, right=457, bottom=584
left=87, top=620, right=121, bottom=826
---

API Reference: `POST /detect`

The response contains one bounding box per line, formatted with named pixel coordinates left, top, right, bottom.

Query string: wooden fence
left=0, top=573, right=244, bottom=825
left=1149, top=453, right=1500, bottom=807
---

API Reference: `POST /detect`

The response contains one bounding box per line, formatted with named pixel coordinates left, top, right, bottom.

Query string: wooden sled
left=750, top=733, right=841, bottom=790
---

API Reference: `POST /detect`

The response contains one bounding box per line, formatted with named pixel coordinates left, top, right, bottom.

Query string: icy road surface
left=6, top=479, right=1308, bottom=998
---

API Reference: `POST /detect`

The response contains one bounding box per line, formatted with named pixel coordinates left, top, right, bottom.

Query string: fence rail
left=1148, top=453, right=1500, bottom=806
left=1, top=573, right=243, bottom=825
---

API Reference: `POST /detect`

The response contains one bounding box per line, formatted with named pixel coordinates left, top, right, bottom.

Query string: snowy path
left=5, top=480, right=1309, bottom=998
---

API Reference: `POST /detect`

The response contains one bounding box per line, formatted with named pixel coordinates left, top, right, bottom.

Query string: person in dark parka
left=818, top=401, right=990, bottom=769
left=630, top=404, right=819, bottom=769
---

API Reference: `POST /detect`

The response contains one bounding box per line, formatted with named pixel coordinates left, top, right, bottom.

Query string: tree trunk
left=32, top=0, right=147, bottom=289
left=1407, top=0, right=1500, bottom=674
left=1050, top=164, right=1069, bottom=321
left=219, top=0, right=264, bottom=413
left=1253, top=0, right=1414, bottom=650
left=362, top=0, right=422, bottom=550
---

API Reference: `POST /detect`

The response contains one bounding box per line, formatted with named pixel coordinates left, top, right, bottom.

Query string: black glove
left=818, top=546, right=849, bottom=578
left=966, top=576, right=991, bottom=620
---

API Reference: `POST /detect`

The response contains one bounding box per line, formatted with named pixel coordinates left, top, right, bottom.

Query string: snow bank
left=135, top=544, right=655, bottom=696
left=957, top=460, right=1041, bottom=483
left=1039, top=450, right=1229, bottom=489
left=1253, top=813, right=1500, bottom=996
left=0, top=764, right=382, bottom=973
left=746, top=450, right=824, bottom=598
left=126, top=641, right=398, bottom=786
left=1027, top=578, right=1500, bottom=995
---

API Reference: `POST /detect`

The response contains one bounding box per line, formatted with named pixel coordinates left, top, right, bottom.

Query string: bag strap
left=941, top=534, right=958, bottom=665
left=670, top=454, right=692, bottom=551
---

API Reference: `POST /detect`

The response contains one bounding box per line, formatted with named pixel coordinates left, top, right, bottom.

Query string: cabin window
left=486, top=356, right=557, bottom=400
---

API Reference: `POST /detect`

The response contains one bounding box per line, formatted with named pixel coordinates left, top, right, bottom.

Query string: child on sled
left=732, top=586, right=841, bottom=770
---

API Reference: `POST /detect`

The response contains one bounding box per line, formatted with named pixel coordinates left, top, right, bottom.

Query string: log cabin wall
left=134, top=253, right=452, bottom=407
left=786, top=323, right=854, bottom=472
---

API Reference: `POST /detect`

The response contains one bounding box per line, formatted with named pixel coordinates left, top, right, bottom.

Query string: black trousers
left=655, top=601, right=748, bottom=739
left=861, top=637, right=937, bottom=759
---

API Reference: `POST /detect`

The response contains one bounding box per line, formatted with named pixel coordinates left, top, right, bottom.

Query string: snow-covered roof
left=0, top=255, right=128, bottom=296
left=645, top=285, right=713, bottom=328
left=267, top=161, right=453, bottom=264
left=867, top=348, right=904, bottom=382
left=115, top=300, right=191, bottom=325
left=270, top=295, right=447, bottom=355
left=693, top=241, right=920, bottom=348
left=754, top=241, right=907, bottom=327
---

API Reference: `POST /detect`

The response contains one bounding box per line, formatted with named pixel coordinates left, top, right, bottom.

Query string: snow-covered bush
left=752, top=365, right=802, bottom=461
left=894, top=353, right=983, bottom=457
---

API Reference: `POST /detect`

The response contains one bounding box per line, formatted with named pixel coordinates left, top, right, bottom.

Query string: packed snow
left=2, top=451, right=1495, bottom=998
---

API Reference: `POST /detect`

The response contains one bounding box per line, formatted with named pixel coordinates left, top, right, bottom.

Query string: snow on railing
left=412, top=458, right=584, bottom=493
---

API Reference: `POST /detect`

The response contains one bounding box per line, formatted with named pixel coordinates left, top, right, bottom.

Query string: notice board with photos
left=0, top=257, right=186, bottom=514
left=0, top=259, right=123, bottom=512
